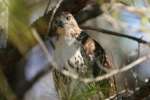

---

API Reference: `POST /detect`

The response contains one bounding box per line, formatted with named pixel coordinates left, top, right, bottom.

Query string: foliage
left=0, top=0, right=150, bottom=100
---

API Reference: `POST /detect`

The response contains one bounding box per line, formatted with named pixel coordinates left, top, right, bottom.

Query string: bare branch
left=44, top=0, right=51, bottom=16
left=47, top=0, right=64, bottom=34
left=105, top=81, right=150, bottom=100
left=60, top=54, right=150, bottom=83
left=81, top=26, right=150, bottom=45
left=17, top=64, right=53, bottom=98
left=81, top=54, right=150, bottom=83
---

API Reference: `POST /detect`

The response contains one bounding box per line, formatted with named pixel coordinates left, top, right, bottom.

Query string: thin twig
left=44, top=0, right=51, bottom=15
left=105, top=81, right=150, bottom=100
left=47, top=0, right=63, bottom=34
left=80, top=54, right=150, bottom=83
left=105, top=89, right=133, bottom=100
left=18, top=65, right=53, bottom=98
left=32, top=30, right=52, bottom=62
left=51, top=54, right=150, bottom=84
left=81, top=26, right=150, bottom=45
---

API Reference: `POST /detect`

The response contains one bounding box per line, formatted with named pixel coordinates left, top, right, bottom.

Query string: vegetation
left=0, top=0, right=150, bottom=100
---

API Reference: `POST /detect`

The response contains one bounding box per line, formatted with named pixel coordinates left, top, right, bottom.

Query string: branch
left=106, top=81, right=150, bottom=100
left=24, top=51, right=150, bottom=86
left=63, top=54, right=150, bottom=83
left=47, top=0, right=64, bottom=34
left=17, top=65, right=53, bottom=98
left=81, top=26, right=150, bottom=45
left=44, top=0, right=51, bottom=15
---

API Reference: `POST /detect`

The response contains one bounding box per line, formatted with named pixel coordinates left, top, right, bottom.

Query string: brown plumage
left=53, top=12, right=111, bottom=76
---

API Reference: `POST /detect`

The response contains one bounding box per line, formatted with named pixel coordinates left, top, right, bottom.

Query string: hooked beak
left=55, top=20, right=64, bottom=28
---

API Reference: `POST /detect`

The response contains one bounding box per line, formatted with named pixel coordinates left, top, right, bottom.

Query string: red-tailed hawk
left=53, top=12, right=111, bottom=77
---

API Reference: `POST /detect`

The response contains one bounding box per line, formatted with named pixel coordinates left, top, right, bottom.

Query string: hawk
left=52, top=12, right=112, bottom=99
left=53, top=12, right=111, bottom=77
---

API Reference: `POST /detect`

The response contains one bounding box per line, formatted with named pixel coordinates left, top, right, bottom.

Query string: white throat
left=64, top=36, right=76, bottom=46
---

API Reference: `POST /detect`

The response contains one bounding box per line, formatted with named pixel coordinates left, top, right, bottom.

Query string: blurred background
left=0, top=0, right=150, bottom=100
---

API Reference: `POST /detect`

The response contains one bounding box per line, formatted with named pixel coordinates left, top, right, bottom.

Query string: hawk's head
left=53, top=12, right=81, bottom=38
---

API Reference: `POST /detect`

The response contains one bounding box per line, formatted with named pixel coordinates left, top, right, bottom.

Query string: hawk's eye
left=66, top=15, right=71, bottom=21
